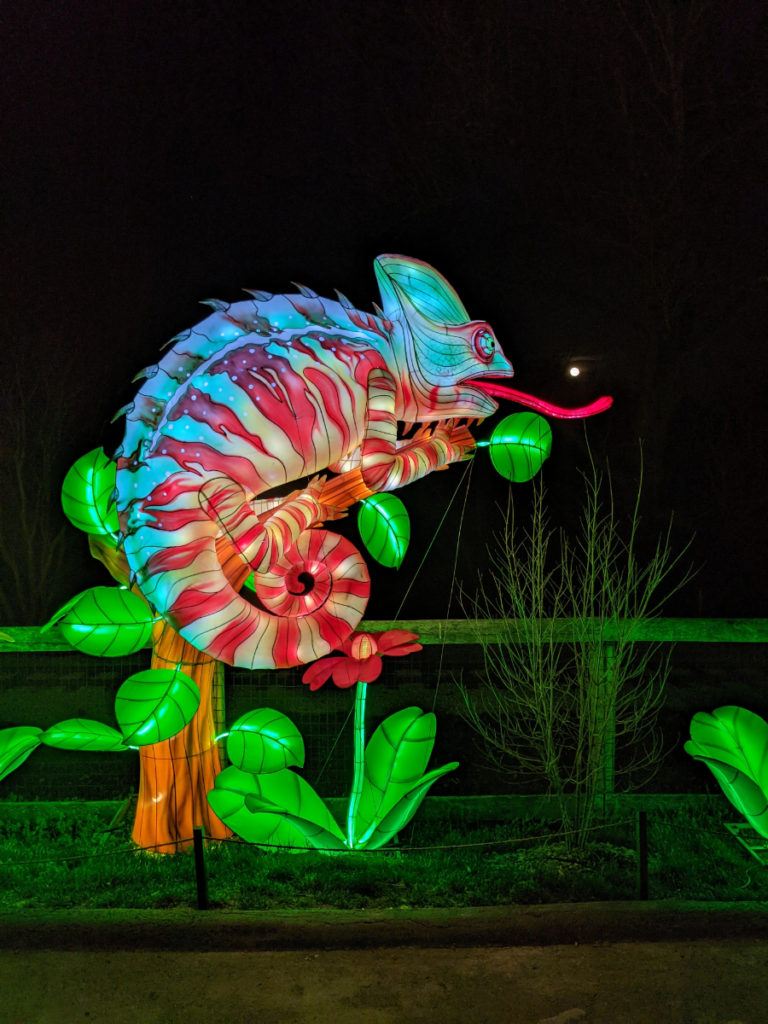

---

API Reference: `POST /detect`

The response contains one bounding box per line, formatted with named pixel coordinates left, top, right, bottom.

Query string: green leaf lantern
left=357, top=493, right=410, bottom=568
left=208, top=764, right=346, bottom=851
left=0, top=726, right=43, bottom=783
left=487, top=412, right=552, bottom=482
left=61, top=448, right=119, bottom=540
left=114, top=669, right=200, bottom=746
left=685, top=706, right=768, bottom=837
left=361, top=762, right=459, bottom=851
left=225, top=708, right=305, bottom=774
left=355, top=706, right=438, bottom=837
left=41, top=719, right=128, bottom=752
left=42, top=586, right=154, bottom=657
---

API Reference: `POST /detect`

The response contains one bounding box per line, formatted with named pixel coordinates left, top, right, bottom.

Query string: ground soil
left=2, top=902, right=767, bottom=1023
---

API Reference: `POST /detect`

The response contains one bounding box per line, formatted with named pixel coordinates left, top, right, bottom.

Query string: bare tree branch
left=458, top=455, right=694, bottom=849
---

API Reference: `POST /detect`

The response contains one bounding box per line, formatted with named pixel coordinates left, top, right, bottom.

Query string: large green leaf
left=211, top=763, right=262, bottom=799
left=358, top=762, right=459, bottom=851
left=42, top=586, right=153, bottom=657
left=61, top=448, right=119, bottom=539
left=685, top=706, right=768, bottom=836
left=357, top=494, right=410, bottom=568
left=115, top=669, right=200, bottom=746
left=0, top=727, right=42, bottom=783
left=694, top=756, right=767, bottom=830
left=686, top=707, right=768, bottom=786
left=209, top=765, right=344, bottom=851
left=242, top=797, right=348, bottom=852
left=41, top=718, right=128, bottom=752
left=225, top=708, right=305, bottom=774
left=207, top=787, right=293, bottom=847
left=487, top=413, right=552, bottom=483
left=209, top=787, right=343, bottom=852
left=355, top=706, right=437, bottom=838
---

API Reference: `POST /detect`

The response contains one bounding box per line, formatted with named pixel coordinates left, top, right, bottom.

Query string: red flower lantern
left=301, top=630, right=421, bottom=690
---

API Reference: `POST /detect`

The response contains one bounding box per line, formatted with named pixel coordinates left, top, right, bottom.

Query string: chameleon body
left=115, top=255, right=516, bottom=669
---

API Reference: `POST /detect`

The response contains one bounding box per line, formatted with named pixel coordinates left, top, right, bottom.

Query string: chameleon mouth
left=472, top=379, right=613, bottom=420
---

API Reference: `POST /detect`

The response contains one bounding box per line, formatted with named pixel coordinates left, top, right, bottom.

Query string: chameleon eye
left=473, top=328, right=495, bottom=362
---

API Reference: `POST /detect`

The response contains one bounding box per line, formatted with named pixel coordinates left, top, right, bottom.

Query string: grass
left=0, top=798, right=766, bottom=911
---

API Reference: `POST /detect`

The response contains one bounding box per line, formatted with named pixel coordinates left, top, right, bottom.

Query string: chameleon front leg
left=360, top=368, right=476, bottom=493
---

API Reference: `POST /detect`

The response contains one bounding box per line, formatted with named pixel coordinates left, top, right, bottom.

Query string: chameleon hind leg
left=198, top=475, right=369, bottom=666
left=199, top=475, right=332, bottom=575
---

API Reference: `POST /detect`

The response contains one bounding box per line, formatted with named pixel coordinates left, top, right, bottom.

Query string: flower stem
left=346, top=680, right=367, bottom=849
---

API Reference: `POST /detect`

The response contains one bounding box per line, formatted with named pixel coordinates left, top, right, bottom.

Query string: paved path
left=2, top=941, right=764, bottom=1023
left=2, top=902, right=766, bottom=1023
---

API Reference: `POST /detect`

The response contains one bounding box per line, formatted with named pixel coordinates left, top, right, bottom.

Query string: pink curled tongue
left=473, top=380, right=613, bottom=420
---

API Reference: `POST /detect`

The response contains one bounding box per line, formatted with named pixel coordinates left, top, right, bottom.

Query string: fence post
left=637, top=810, right=649, bottom=900
left=595, top=640, right=617, bottom=811
left=193, top=826, right=209, bottom=910
left=212, top=662, right=228, bottom=767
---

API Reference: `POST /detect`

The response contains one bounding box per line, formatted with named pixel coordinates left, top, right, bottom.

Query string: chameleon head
left=373, top=254, right=514, bottom=423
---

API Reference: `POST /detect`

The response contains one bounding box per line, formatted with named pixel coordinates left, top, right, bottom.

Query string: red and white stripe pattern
left=115, top=257, right=517, bottom=669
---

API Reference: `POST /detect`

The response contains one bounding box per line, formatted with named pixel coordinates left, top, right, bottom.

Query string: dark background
left=1, top=0, right=766, bottom=625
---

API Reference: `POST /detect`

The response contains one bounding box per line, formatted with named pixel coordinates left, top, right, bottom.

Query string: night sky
left=1, top=0, right=766, bottom=624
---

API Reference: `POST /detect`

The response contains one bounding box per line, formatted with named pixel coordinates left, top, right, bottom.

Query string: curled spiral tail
left=243, top=529, right=370, bottom=666
left=120, top=468, right=371, bottom=669
left=255, top=529, right=366, bottom=619
left=164, top=523, right=370, bottom=670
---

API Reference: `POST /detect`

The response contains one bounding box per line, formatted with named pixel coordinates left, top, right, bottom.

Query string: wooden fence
left=3, top=617, right=768, bottom=651
left=3, top=618, right=767, bottom=799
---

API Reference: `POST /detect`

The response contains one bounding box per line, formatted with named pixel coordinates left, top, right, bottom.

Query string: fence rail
left=3, top=618, right=768, bottom=652
left=3, top=619, right=767, bottom=802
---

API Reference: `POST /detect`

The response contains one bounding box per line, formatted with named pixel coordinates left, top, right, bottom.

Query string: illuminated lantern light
left=354, top=706, right=438, bottom=846
left=42, top=586, right=154, bottom=657
left=114, top=255, right=519, bottom=671
left=685, top=706, right=768, bottom=838
left=114, top=669, right=200, bottom=746
left=41, top=718, right=128, bottom=752
left=61, top=448, right=119, bottom=540
left=357, top=494, right=410, bottom=568
left=225, top=708, right=305, bottom=774
left=208, top=764, right=347, bottom=851
left=208, top=639, right=459, bottom=852
left=0, top=726, right=43, bottom=783
left=485, top=412, right=553, bottom=482
left=113, top=256, right=611, bottom=672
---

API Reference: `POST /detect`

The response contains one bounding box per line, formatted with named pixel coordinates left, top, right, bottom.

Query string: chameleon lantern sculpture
left=115, top=254, right=611, bottom=670
left=0, top=254, right=612, bottom=854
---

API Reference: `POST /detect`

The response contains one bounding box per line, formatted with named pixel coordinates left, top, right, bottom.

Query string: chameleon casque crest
left=115, top=255, right=604, bottom=670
